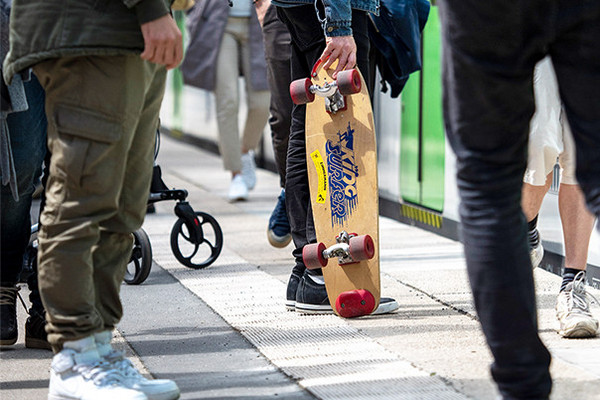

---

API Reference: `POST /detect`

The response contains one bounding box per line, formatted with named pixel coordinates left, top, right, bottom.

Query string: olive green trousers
left=34, top=55, right=166, bottom=351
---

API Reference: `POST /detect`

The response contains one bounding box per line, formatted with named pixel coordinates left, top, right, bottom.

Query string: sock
left=307, top=273, right=325, bottom=285
left=560, top=268, right=582, bottom=292
left=94, top=330, right=114, bottom=357
left=527, top=214, right=539, bottom=248
left=63, top=335, right=101, bottom=364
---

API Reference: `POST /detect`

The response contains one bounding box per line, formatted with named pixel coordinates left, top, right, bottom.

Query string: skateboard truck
left=303, top=231, right=375, bottom=269
left=289, top=65, right=362, bottom=114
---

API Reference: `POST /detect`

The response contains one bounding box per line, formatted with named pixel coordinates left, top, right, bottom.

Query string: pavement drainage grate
left=145, top=216, right=467, bottom=400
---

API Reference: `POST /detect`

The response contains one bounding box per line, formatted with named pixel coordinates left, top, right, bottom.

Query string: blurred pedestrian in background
left=181, top=0, right=270, bottom=202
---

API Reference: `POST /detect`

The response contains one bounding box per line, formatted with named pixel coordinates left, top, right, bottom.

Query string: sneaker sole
left=267, top=230, right=292, bottom=248
left=0, top=337, right=18, bottom=346
left=559, top=322, right=598, bottom=338
left=372, top=299, right=400, bottom=315
left=285, top=300, right=295, bottom=311
left=295, top=303, right=333, bottom=315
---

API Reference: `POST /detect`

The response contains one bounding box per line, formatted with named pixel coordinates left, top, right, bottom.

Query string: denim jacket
left=271, top=0, right=379, bottom=36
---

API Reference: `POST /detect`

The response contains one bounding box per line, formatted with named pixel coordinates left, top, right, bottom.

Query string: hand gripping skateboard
left=290, top=60, right=380, bottom=318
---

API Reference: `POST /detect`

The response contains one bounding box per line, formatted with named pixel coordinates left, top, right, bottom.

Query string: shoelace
left=106, top=351, right=144, bottom=379
left=73, top=360, right=125, bottom=386
left=567, top=272, right=599, bottom=317
left=0, top=286, right=18, bottom=306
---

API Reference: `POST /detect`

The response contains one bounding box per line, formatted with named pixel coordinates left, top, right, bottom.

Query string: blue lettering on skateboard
left=325, top=122, right=359, bottom=227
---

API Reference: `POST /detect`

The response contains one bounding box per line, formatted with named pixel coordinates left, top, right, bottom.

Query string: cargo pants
left=33, top=55, right=166, bottom=350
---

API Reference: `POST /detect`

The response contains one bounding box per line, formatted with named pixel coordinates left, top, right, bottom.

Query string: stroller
left=26, top=129, right=223, bottom=285
left=126, top=129, right=223, bottom=284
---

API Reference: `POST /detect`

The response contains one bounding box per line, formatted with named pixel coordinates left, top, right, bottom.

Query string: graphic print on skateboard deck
left=290, top=61, right=380, bottom=318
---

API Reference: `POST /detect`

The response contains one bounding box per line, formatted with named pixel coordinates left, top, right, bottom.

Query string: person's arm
left=317, top=1, right=355, bottom=78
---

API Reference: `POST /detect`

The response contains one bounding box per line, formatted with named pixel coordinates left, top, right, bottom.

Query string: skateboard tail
left=335, top=289, right=376, bottom=318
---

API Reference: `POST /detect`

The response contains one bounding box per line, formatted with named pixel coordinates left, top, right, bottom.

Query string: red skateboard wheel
left=336, top=69, right=361, bottom=95
left=348, top=235, right=375, bottom=261
left=302, top=242, right=327, bottom=269
left=335, top=289, right=376, bottom=318
left=290, top=78, right=315, bottom=105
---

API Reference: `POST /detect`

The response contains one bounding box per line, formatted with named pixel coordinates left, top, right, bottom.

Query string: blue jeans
left=276, top=5, right=371, bottom=275
left=439, top=0, right=600, bottom=398
left=0, top=74, right=47, bottom=286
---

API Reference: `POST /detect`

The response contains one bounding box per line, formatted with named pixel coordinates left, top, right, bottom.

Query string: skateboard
left=290, top=60, right=380, bottom=318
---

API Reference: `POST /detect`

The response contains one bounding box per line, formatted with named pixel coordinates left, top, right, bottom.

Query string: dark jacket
left=3, top=0, right=171, bottom=84
left=271, top=0, right=379, bottom=37
left=180, top=0, right=268, bottom=92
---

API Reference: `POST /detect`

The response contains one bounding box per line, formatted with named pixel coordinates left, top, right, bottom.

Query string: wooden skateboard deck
left=299, top=64, right=380, bottom=317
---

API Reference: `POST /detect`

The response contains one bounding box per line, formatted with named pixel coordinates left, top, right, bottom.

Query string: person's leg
left=214, top=18, right=248, bottom=201
left=521, top=177, right=552, bottom=269
left=549, top=1, right=600, bottom=339
left=239, top=17, right=270, bottom=191
left=261, top=5, right=294, bottom=248
left=0, top=75, right=47, bottom=285
left=0, top=74, right=47, bottom=347
left=262, top=5, right=293, bottom=188
left=558, top=184, right=596, bottom=271
left=439, top=0, right=552, bottom=398
left=34, top=55, right=155, bottom=349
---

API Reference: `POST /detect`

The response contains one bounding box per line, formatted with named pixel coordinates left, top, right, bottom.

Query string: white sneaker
left=228, top=175, right=248, bottom=202
left=555, top=272, right=599, bottom=338
left=95, top=331, right=180, bottom=400
left=372, top=297, right=400, bottom=315
left=48, top=337, right=147, bottom=400
left=241, top=151, right=256, bottom=190
left=530, top=241, right=544, bottom=269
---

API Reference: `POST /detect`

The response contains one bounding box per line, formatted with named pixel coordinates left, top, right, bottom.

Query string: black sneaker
left=25, top=310, right=51, bottom=350
left=295, top=274, right=333, bottom=314
left=267, top=189, right=292, bottom=248
left=286, top=273, right=301, bottom=311
left=0, top=286, right=19, bottom=346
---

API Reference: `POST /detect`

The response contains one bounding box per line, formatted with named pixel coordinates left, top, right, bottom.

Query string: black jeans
left=439, top=0, right=600, bottom=398
left=276, top=4, right=371, bottom=276
left=261, top=5, right=293, bottom=188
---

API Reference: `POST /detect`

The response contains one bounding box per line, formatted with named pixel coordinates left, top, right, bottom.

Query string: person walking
left=521, top=56, right=597, bottom=338
left=439, top=0, right=600, bottom=398
left=181, top=0, right=270, bottom=202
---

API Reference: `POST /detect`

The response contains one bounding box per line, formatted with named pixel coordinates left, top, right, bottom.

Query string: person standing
left=4, top=0, right=183, bottom=399
left=1, top=0, right=49, bottom=351
left=521, top=57, right=597, bottom=338
left=271, top=0, right=398, bottom=315
left=181, top=0, right=270, bottom=202
left=439, top=0, right=600, bottom=398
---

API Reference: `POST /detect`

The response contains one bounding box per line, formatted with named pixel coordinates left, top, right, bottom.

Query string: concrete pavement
left=1, top=134, right=600, bottom=400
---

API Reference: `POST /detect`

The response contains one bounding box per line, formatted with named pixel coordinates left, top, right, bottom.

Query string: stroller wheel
left=125, top=228, right=153, bottom=285
left=170, top=211, right=223, bottom=269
